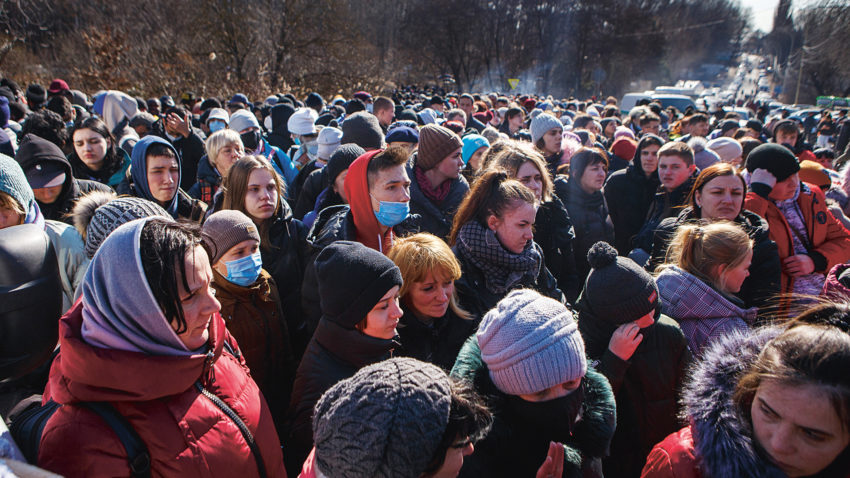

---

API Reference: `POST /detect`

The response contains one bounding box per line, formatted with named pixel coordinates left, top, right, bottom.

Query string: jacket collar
left=49, top=301, right=227, bottom=404
left=682, top=327, right=786, bottom=477
left=313, top=318, right=394, bottom=369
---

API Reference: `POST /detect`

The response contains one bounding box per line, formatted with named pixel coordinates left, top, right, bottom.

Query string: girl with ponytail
left=655, top=221, right=757, bottom=357
left=449, top=169, right=563, bottom=319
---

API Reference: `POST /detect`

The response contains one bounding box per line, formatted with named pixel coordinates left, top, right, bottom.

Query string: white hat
left=317, top=126, right=343, bottom=160
left=206, top=108, right=229, bottom=125
left=288, top=107, right=319, bottom=136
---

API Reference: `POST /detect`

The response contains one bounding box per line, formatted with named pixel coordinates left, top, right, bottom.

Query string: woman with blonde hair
left=388, top=233, right=476, bottom=370
left=490, top=141, right=580, bottom=302
left=655, top=221, right=757, bottom=357
left=189, top=129, right=244, bottom=203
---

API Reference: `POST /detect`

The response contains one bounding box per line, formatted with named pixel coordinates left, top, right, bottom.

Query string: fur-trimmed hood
left=682, top=326, right=786, bottom=478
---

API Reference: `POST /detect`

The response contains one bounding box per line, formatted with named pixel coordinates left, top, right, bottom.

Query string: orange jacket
left=744, top=183, right=850, bottom=294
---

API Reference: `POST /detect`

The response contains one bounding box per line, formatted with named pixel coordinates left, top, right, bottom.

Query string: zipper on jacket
left=203, top=349, right=216, bottom=385
left=194, top=381, right=268, bottom=478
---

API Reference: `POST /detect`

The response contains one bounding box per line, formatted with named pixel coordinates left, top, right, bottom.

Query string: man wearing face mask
left=451, top=289, right=616, bottom=478
left=300, top=147, right=418, bottom=334
left=229, top=108, right=298, bottom=192
left=202, top=209, right=296, bottom=435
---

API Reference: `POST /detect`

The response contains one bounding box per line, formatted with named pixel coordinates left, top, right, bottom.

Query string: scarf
left=456, top=220, right=541, bottom=294
left=774, top=182, right=825, bottom=295
left=414, top=165, right=451, bottom=204
left=80, top=217, right=196, bottom=356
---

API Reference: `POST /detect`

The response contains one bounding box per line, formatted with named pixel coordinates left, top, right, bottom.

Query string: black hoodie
left=266, top=103, right=295, bottom=152
left=603, top=135, right=663, bottom=255
left=15, top=135, right=111, bottom=224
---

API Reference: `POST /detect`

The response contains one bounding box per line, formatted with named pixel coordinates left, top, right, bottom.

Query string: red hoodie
left=344, top=149, right=395, bottom=253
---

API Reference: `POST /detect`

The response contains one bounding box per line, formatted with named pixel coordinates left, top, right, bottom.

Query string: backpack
left=8, top=397, right=151, bottom=478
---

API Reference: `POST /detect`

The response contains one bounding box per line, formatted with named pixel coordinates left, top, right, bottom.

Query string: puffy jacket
left=641, top=327, right=799, bottom=478
left=534, top=193, right=581, bottom=304
left=44, top=220, right=89, bottom=314
left=557, top=176, right=615, bottom=281
left=407, top=159, right=469, bottom=240
left=744, top=182, right=850, bottom=295
left=452, top=241, right=563, bottom=320
left=656, top=265, right=756, bottom=358
left=647, top=207, right=781, bottom=314
left=38, top=302, right=287, bottom=478
left=283, top=319, right=394, bottom=476
left=603, top=151, right=660, bottom=255
left=450, top=337, right=616, bottom=478
left=577, top=301, right=691, bottom=478
left=395, top=303, right=476, bottom=371
left=260, top=202, right=311, bottom=358
left=212, top=268, right=296, bottom=432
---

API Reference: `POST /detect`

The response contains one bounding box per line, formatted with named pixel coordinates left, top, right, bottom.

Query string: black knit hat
left=26, top=84, right=46, bottom=106
left=341, top=112, right=385, bottom=150
left=326, top=143, right=366, bottom=187
left=314, top=241, right=403, bottom=328
left=745, top=143, right=800, bottom=182
left=582, top=242, right=659, bottom=324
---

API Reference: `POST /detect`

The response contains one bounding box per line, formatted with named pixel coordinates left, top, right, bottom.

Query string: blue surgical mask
left=366, top=103, right=374, bottom=114
left=224, top=251, right=262, bottom=286
left=209, top=120, right=226, bottom=133
left=292, top=136, right=301, bottom=146
left=306, top=140, right=319, bottom=160
left=371, top=195, right=410, bottom=227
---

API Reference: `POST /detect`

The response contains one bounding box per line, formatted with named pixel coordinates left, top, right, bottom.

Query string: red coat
left=744, top=183, right=850, bottom=295
left=640, top=426, right=701, bottom=478
left=38, top=301, right=287, bottom=478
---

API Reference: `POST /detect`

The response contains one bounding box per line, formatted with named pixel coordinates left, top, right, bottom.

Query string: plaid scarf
left=456, top=220, right=542, bottom=294
left=414, top=165, right=451, bottom=204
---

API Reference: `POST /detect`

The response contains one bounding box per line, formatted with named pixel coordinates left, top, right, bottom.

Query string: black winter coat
left=557, top=177, right=615, bottom=280
left=452, top=241, right=563, bottom=319
left=395, top=303, right=476, bottom=371
left=577, top=301, right=691, bottom=478
left=603, top=156, right=660, bottom=255
left=647, top=207, right=781, bottom=314
left=260, top=201, right=311, bottom=357
left=632, top=173, right=697, bottom=253
left=407, top=160, right=469, bottom=241
left=283, top=318, right=394, bottom=475
left=534, top=193, right=581, bottom=304
left=450, top=337, right=616, bottom=478
left=292, top=167, right=327, bottom=220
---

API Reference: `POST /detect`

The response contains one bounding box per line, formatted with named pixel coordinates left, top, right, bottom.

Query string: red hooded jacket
left=38, top=301, right=287, bottom=478
left=344, top=149, right=395, bottom=253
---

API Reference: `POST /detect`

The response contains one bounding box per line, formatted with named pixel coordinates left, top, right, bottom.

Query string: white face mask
left=264, top=116, right=273, bottom=131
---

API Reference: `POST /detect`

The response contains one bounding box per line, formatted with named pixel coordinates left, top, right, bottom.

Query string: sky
left=741, top=0, right=818, bottom=33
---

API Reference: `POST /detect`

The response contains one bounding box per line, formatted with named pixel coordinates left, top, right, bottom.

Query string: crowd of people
left=1, top=77, right=850, bottom=477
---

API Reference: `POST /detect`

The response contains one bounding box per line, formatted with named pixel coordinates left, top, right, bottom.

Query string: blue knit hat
left=477, top=289, right=587, bottom=395
left=461, top=134, right=490, bottom=165
left=0, top=153, right=33, bottom=213
left=530, top=113, right=563, bottom=144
